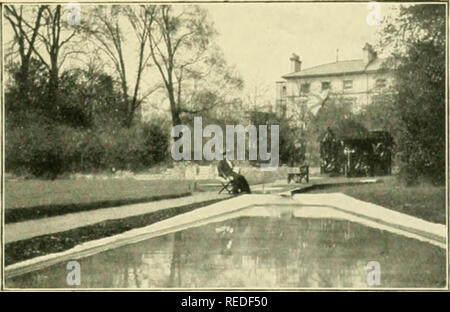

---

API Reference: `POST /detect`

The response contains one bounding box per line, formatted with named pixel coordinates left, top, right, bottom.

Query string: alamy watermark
left=66, top=2, right=81, bottom=26
left=366, top=261, right=381, bottom=286
left=66, top=260, right=81, bottom=286
left=171, top=116, right=279, bottom=170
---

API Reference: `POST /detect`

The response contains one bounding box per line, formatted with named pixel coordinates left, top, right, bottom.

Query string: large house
left=275, top=43, right=393, bottom=119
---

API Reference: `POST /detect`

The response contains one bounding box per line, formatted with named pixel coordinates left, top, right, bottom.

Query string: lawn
left=4, top=178, right=192, bottom=223
left=5, top=179, right=192, bottom=209
left=3, top=169, right=280, bottom=222
left=309, top=176, right=446, bottom=224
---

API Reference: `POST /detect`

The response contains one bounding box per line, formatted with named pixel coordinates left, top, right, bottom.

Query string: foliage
left=5, top=119, right=170, bottom=177
left=303, top=98, right=352, bottom=165
left=379, top=4, right=446, bottom=185
left=83, top=5, right=159, bottom=127
left=249, top=110, right=304, bottom=166
left=147, top=5, right=242, bottom=127
left=4, top=4, right=241, bottom=178
left=358, top=93, right=398, bottom=135
left=139, top=120, right=171, bottom=166
left=4, top=59, right=170, bottom=177
left=313, top=98, right=354, bottom=139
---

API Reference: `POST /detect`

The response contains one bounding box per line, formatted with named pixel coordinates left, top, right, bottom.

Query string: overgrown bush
left=141, top=121, right=170, bottom=166
left=5, top=119, right=170, bottom=178
left=6, top=120, right=65, bottom=179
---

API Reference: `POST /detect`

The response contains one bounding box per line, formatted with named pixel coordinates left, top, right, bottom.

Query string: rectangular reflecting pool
left=6, top=217, right=446, bottom=289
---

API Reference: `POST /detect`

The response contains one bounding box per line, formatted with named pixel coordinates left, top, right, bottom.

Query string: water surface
left=7, top=217, right=446, bottom=288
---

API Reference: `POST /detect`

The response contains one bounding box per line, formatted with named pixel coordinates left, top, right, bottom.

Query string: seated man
left=217, top=151, right=251, bottom=194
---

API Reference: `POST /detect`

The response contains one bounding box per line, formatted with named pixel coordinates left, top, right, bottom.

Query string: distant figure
left=217, top=151, right=251, bottom=194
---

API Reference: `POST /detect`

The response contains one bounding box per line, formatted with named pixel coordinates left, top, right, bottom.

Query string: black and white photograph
left=0, top=1, right=448, bottom=291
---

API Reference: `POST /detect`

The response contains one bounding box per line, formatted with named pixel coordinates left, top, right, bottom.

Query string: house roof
left=282, top=57, right=386, bottom=79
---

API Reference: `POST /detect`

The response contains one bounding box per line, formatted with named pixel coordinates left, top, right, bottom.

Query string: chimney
left=362, top=43, right=377, bottom=65
left=290, top=53, right=302, bottom=72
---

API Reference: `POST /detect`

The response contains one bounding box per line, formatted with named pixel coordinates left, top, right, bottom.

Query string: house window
left=300, top=83, right=310, bottom=93
left=375, top=78, right=387, bottom=88
left=321, top=81, right=331, bottom=91
left=281, top=86, right=287, bottom=97
left=343, top=80, right=353, bottom=89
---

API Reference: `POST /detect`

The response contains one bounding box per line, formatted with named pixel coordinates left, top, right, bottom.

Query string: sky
left=202, top=2, right=396, bottom=103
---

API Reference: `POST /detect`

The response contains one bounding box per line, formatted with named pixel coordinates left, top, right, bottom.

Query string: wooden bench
left=287, top=165, right=309, bottom=184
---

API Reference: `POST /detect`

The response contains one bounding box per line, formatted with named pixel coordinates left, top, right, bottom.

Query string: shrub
left=379, top=4, right=445, bottom=185
left=5, top=120, right=171, bottom=178
left=140, top=121, right=170, bottom=166
left=6, top=120, right=64, bottom=179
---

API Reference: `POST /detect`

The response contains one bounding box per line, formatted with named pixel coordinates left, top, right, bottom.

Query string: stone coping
left=5, top=193, right=446, bottom=279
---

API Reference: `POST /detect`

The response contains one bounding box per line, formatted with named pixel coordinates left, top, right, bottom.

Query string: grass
left=3, top=169, right=278, bottom=223
left=5, top=179, right=192, bottom=209
left=309, top=176, right=446, bottom=224
left=4, top=179, right=192, bottom=223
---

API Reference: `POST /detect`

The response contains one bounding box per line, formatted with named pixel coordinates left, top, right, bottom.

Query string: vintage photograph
left=1, top=1, right=448, bottom=290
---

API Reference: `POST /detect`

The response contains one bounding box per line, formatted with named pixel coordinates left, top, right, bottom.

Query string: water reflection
left=7, top=217, right=446, bottom=288
left=168, top=231, right=182, bottom=288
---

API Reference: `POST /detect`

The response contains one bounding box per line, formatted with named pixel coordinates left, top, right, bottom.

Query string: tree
left=12, top=5, right=83, bottom=121
left=4, top=5, right=174, bottom=178
left=245, top=75, right=271, bottom=111
left=379, top=4, right=446, bottom=184
left=147, top=5, right=218, bottom=127
left=4, top=5, right=85, bottom=125
left=4, top=5, right=45, bottom=107
left=85, top=5, right=159, bottom=127
left=57, top=60, right=124, bottom=128
left=176, top=47, right=244, bottom=126
left=359, top=93, right=397, bottom=132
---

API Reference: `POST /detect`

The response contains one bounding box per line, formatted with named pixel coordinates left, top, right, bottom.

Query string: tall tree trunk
left=49, top=55, right=59, bottom=115
left=18, top=60, right=30, bottom=106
